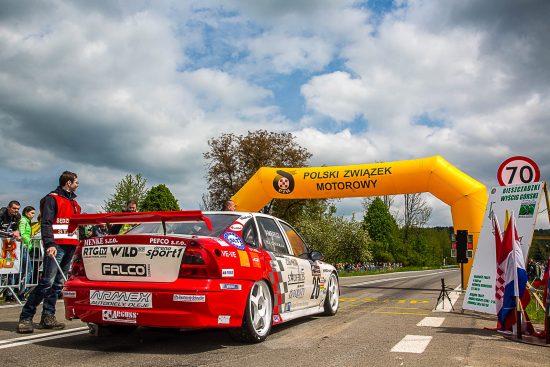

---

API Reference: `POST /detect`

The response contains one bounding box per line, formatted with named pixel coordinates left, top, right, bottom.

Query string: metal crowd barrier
left=1, top=236, right=45, bottom=305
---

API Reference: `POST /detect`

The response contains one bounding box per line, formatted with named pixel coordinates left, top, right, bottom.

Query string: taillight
left=69, top=245, right=86, bottom=277
left=178, top=242, right=218, bottom=278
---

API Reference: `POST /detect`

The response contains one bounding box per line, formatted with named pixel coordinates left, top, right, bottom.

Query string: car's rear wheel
left=230, top=280, right=272, bottom=343
left=323, top=272, right=339, bottom=316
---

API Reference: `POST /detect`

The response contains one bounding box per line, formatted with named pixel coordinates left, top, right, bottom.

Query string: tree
left=203, top=130, right=323, bottom=222
left=363, top=197, right=399, bottom=262
left=141, top=184, right=180, bottom=211
left=402, top=193, right=432, bottom=240
left=103, top=173, right=148, bottom=212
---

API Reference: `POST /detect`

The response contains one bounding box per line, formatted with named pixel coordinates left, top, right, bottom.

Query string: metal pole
left=516, top=299, right=522, bottom=340
left=460, top=263, right=464, bottom=290
left=51, top=255, right=67, bottom=282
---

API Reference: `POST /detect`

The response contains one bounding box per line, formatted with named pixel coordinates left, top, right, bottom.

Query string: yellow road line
left=372, top=310, right=429, bottom=316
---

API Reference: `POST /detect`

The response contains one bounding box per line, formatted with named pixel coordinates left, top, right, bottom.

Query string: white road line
left=433, top=284, right=461, bottom=312
left=391, top=335, right=433, bottom=353
left=0, top=326, right=88, bottom=345
left=0, top=328, right=88, bottom=349
left=416, top=317, right=445, bottom=327
left=344, top=270, right=457, bottom=288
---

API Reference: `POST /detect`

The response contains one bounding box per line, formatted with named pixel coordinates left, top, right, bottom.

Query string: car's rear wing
left=68, top=210, right=213, bottom=234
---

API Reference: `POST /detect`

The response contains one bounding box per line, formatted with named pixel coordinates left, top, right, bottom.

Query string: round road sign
left=497, top=156, right=540, bottom=186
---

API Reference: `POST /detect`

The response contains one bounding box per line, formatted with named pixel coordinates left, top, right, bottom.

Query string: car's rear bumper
left=63, top=277, right=252, bottom=329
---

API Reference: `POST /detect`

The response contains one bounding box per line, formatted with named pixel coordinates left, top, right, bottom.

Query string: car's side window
left=279, top=221, right=309, bottom=258
left=256, top=217, right=290, bottom=255
left=242, top=220, right=259, bottom=248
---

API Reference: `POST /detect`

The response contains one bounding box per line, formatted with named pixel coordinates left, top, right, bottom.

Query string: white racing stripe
left=416, top=317, right=445, bottom=327
left=343, top=270, right=457, bottom=288
left=433, top=284, right=461, bottom=312
left=391, top=335, right=433, bottom=353
left=0, top=327, right=88, bottom=349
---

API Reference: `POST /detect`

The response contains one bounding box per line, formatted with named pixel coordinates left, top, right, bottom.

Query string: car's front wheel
left=323, top=272, right=339, bottom=316
left=230, top=280, right=272, bottom=343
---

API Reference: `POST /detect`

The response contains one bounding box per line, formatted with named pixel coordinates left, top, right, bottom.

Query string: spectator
left=92, top=223, right=109, bottom=237
left=17, top=206, right=36, bottom=300
left=0, top=200, right=22, bottom=240
left=110, top=199, right=138, bottom=235
left=17, top=171, right=81, bottom=334
left=223, top=200, right=236, bottom=211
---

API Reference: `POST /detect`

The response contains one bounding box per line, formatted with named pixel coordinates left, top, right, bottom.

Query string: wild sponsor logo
left=101, top=263, right=150, bottom=277
left=273, top=170, right=295, bottom=194
left=90, top=290, right=152, bottom=308
left=102, top=310, right=138, bottom=324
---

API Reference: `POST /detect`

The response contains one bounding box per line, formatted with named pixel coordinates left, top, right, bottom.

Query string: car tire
left=323, top=272, right=339, bottom=316
left=230, top=280, right=272, bottom=343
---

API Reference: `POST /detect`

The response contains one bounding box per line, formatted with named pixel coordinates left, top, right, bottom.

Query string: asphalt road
left=0, top=269, right=548, bottom=366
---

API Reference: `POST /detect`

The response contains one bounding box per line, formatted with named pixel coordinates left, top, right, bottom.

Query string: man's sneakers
left=39, top=314, right=65, bottom=330
left=16, top=319, right=34, bottom=334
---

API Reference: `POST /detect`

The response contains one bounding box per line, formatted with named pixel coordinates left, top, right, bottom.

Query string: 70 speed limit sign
left=497, top=156, right=540, bottom=186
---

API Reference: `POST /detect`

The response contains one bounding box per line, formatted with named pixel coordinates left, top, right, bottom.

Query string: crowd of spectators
left=335, top=262, right=403, bottom=273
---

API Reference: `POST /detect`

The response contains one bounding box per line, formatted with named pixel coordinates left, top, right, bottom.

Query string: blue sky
left=0, top=0, right=549, bottom=228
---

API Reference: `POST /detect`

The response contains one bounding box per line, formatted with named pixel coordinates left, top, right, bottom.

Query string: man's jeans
left=20, top=245, right=75, bottom=320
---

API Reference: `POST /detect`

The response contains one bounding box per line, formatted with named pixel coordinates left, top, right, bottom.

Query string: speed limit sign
left=497, top=156, right=540, bottom=186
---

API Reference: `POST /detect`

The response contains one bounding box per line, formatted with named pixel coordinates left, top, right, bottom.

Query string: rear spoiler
left=68, top=210, right=212, bottom=234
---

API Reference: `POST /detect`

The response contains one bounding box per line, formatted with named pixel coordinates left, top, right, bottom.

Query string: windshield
left=126, top=214, right=240, bottom=237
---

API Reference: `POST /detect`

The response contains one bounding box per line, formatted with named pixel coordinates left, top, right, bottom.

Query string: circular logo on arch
left=273, top=170, right=295, bottom=194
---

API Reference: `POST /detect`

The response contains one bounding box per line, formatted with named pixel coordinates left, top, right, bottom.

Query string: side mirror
left=310, top=251, right=323, bottom=261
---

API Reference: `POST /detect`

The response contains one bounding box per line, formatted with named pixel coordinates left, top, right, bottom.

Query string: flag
left=496, top=212, right=528, bottom=330
left=493, top=215, right=505, bottom=316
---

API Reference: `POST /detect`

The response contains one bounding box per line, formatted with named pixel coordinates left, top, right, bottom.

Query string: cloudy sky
left=1, top=0, right=549, bottom=228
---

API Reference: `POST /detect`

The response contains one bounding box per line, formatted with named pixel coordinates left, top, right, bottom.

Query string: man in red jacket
left=17, top=171, right=81, bottom=333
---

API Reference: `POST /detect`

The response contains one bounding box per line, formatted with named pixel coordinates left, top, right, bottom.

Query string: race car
left=63, top=210, right=339, bottom=342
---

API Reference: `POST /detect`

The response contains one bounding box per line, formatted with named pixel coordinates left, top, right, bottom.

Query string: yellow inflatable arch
left=231, top=156, right=488, bottom=287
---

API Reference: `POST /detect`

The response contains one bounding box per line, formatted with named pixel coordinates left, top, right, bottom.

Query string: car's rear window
left=126, top=214, right=240, bottom=237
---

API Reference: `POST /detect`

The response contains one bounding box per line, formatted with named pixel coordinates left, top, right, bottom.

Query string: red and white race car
left=63, top=210, right=339, bottom=342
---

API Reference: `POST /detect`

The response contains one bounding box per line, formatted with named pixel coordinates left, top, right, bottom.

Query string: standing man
left=17, top=171, right=81, bottom=333
left=109, top=199, right=138, bottom=235
left=0, top=200, right=22, bottom=240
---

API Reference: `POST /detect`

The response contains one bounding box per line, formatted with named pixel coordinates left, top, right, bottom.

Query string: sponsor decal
left=102, top=310, right=138, bottom=324
left=218, top=315, right=231, bottom=324
left=62, top=290, right=77, bottom=298
left=90, top=290, right=152, bottom=308
left=223, top=232, right=246, bottom=250
left=238, top=250, right=250, bottom=267
left=273, top=315, right=281, bottom=323
left=83, top=237, right=118, bottom=246
left=287, top=271, right=305, bottom=285
left=285, top=257, right=298, bottom=267
left=110, top=247, right=139, bottom=257
left=311, top=264, right=321, bottom=277
left=82, top=246, right=108, bottom=258
left=145, top=247, right=184, bottom=259
left=215, top=238, right=229, bottom=247
left=249, top=252, right=261, bottom=268
left=220, top=283, right=242, bottom=290
left=222, top=268, right=234, bottom=277
left=285, top=303, right=291, bottom=312
left=102, top=263, right=149, bottom=277
left=322, top=268, right=332, bottom=273
left=270, top=260, right=280, bottom=271
left=273, top=170, right=295, bottom=194
left=173, top=294, right=206, bottom=303
left=221, top=250, right=237, bottom=258
left=229, top=223, right=243, bottom=232
left=289, top=288, right=305, bottom=299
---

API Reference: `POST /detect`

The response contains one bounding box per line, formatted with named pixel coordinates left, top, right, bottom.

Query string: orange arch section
left=231, top=156, right=488, bottom=287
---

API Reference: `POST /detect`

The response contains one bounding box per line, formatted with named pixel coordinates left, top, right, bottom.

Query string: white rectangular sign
left=463, top=182, right=544, bottom=314
left=0, top=238, right=22, bottom=275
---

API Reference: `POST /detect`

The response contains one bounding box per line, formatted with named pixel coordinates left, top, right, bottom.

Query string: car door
left=256, top=216, right=311, bottom=312
left=277, top=220, right=325, bottom=309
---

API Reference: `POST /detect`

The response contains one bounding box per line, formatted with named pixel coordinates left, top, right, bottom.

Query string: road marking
left=372, top=311, right=429, bottom=316
left=343, top=270, right=457, bottom=288
left=391, top=335, right=433, bottom=353
left=417, top=317, right=445, bottom=327
left=433, top=285, right=461, bottom=312
left=0, top=327, right=88, bottom=349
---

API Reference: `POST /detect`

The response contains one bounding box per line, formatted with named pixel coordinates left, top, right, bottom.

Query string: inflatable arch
left=231, top=156, right=488, bottom=287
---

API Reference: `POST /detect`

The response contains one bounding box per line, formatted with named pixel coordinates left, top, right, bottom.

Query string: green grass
left=337, top=265, right=457, bottom=277
left=525, top=296, right=547, bottom=325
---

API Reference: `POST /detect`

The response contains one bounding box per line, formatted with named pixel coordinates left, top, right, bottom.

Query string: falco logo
left=102, top=263, right=147, bottom=276
left=273, top=170, right=295, bottom=194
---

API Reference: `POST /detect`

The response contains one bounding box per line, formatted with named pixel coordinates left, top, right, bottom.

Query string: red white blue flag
left=496, top=212, right=528, bottom=330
